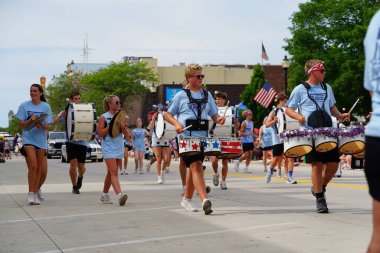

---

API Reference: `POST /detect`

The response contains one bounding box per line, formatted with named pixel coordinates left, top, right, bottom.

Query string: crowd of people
left=7, top=9, right=380, bottom=252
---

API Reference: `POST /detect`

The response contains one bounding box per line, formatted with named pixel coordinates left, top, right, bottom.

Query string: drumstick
left=222, top=101, right=230, bottom=118
left=182, top=125, right=193, bottom=131
left=348, top=99, right=359, bottom=114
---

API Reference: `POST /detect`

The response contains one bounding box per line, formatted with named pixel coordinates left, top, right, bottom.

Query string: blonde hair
left=304, top=59, right=324, bottom=74
left=184, top=64, right=202, bottom=81
left=102, top=95, right=118, bottom=112
left=242, top=109, right=252, bottom=118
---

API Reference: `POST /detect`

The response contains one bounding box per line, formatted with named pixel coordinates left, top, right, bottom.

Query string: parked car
left=47, top=131, right=66, bottom=159
left=61, top=140, right=103, bottom=163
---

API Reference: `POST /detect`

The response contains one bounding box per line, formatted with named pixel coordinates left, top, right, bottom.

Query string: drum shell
left=338, top=133, right=365, bottom=155
left=66, top=103, right=96, bottom=141
left=218, top=138, right=243, bottom=159
left=283, top=135, right=313, bottom=158
left=203, top=138, right=221, bottom=156
left=178, top=138, right=201, bottom=157
left=314, top=135, right=338, bottom=153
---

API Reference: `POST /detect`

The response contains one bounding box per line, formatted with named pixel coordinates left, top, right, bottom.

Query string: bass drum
left=209, top=106, right=234, bottom=138
left=154, top=112, right=177, bottom=140
left=66, top=103, right=97, bottom=141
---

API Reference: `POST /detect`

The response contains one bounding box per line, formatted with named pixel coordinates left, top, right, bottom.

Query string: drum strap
left=183, top=89, right=209, bottom=135
left=302, top=82, right=332, bottom=128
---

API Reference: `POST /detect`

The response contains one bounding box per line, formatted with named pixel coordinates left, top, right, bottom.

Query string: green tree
left=80, top=61, right=157, bottom=115
left=284, top=0, right=379, bottom=116
left=240, top=64, right=273, bottom=128
left=7, top=116, right=22, bottom=136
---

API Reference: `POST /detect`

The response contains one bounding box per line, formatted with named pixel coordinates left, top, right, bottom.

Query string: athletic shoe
left=100, top=194, right=113, bottom=204
left=286, top=178, right=298, bottom=184
left=164, top=168, right=170, bottom=173
left=118, top=193, right=128, bottom=206
left=27, top=192, right=35, bottom=205
left=213, top=174, right=219, bottom=186
left=134, top=169, right=138, bottom=174
left=120, top=171, right=124, bottom=175
left=202, top=199, right=213, bottom=215
left=180, top=186, right=186, bottom=196
left=139, top=169, right=144, bottom=174
left=33, top=194, right=41, bottom=205
left=72, top=186, right=80, bottom=194
left=316, top=197, right=329, bottom=213
left=233, top=160, right=239, bottom=172
left=243, top=167, right=249, bottom=173
left=157, top=175, right=164, bottom=184
left=76, top=176, right=83, bottom=190
left=36, top=189, right=44, bottom=201
left=264, top=168, right=268, bottom=173
left=123, top=170, right=128, bottom=175
left=265, top=171, right=272, bottom=183
left=277, top=171, right=282, bottom=178
left=206, top=185, right=211, bottom=194
left=145, top=162, right=151, bottom=174
left=220, top=181, right=227, bottom=190
left=181, top=198, right=198, bottom=212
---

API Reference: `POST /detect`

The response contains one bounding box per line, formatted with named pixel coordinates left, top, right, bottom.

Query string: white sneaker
left=139, top=169, right=144, bottom=174
left=100, top=194, right=113, bottom=204
left=123, top=170, right=128, bottom=175
left=33, top=194, right=40, bottom=205
left=118, top=193, right=128, bottom=206
left=27, top=192, right=34, bottom=205
left=36, top=189, right=44, bottom=201
left=120, top=171, right=124, bottom=175
left=157, top=175, right=164, bottom=184
left=277, top=171, right=282, bottom=178
left=220, top=181, right=227, bottom=190
left=286, top=178, right=298, bottom=184
left=180, top=186, right=186, bottom=196
left=134, top=169, right=138, bottom=174
left=265, top=171, right=273, bottom=183
left=233, top=160, right=239, bottom=172
left=145, top=162, right=151, bottom=174
left=181, top=198, right=198, bottom=212
left=243, top=166, right=249, bottom=173
left=213, top=173, right=219, bottom=186
left=202, top=199, right=213, bottom=215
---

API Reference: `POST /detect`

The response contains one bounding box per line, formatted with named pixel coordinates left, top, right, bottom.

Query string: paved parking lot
left=0, top=157, right=372, bottom=253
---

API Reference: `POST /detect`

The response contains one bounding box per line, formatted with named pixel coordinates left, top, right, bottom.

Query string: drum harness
left=183, top=89, right=209, bottom=136
left=303, top=81, right=332, bottom=128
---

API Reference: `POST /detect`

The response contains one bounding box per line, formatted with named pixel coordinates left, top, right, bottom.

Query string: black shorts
left=21, top=144, right=46, bottom=157
left=182, top=153, right=205, bottom=168
left=272, top=143, right=284, bottom=157
left=125, top=145, right=133, bottom=151
left=67, top=142, right=87, bottom=163
left=305, top=147, right=340, bottom=163
left=365, top=136, right=380, bottom=201
left=242, top=143, right=254, bottom=152
left=262, top=146, right=273, bottom=151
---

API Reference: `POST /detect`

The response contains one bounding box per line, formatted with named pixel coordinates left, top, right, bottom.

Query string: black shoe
left=72, top=186, right=80, bottom=194
left=76, top=176, right=83, bottom=190
left=202, top=199, right=213, bottom=215
left=316, top=197, right=329, bottom=213
left=206, top=186, right=211, bottom=194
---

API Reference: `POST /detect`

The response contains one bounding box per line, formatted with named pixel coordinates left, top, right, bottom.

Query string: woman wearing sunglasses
left=97, top=95, right=130, bottom=206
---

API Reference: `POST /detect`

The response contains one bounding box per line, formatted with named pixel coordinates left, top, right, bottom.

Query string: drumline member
left=211, top=91, right=234, bottom=189
left=121, top=135, right=133, bottom=175
left=258, top=116, right=274, bottom=173
left=286, top=60, right=350, bottom=213
left=164, top=64, right=225, bottom=215
left=15, top=84, right=53, bottom=205
left=132, top=118, right=150, bottom=174
left=54, top=91, right=88, bottom=194
left=233, top=109, right=254, bottom=173
left=97, top=95, right=130, bottom=205
left=363, top=10, right=380, bottom=253
left=149, top=108, right=171, bottom=184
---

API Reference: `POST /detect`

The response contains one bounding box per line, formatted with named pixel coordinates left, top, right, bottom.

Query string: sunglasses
left=113, top=101, right=120, bottom=105
left=191, top=75, right=205, bottom=80
left=246, top=113, right=252, bottom=115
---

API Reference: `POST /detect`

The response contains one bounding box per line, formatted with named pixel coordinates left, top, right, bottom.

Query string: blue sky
left=0, top=0, right=307, bottom=127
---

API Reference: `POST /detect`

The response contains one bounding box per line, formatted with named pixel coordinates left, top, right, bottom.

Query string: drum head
left=154, top=113, right=165, bottom=139
left=25, top=113, right=48, bottom=131
left=66, top=103, right=74, bottom=140
left=276, top=109, right=285, bottom=134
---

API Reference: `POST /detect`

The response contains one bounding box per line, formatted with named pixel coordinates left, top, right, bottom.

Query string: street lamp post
left=281, top=55, right=291, bottom=95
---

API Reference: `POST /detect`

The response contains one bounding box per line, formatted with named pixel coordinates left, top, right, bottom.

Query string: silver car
left=61, top=140, right=103, bottom=163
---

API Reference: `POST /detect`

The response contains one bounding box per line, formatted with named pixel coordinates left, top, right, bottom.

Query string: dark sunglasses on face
left=191, top=75, right=205, bottom=80
left=114, top=101, right=120, bottom=105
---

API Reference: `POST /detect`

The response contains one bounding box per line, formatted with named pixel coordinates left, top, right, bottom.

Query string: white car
left=61, top=140, right=103, bottom=163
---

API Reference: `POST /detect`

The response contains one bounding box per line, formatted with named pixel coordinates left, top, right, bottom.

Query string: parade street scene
left=1, top=0, right=380, bottom=252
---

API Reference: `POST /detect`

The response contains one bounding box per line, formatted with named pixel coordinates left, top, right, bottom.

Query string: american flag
left=261, top=43, right=269, bottom=61
left=254, top=82, right=277, bottom=108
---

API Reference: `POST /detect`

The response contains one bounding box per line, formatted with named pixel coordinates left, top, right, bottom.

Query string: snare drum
left=178, top=137, right=201, bottom=157
left=276, top=108, right=300, bottom=134
left=154, top=112, right=177, bottom=140
left=66, top=103, right=96, bottom=141
left=283, top=131, right=313, bottom=158
left=314, top=132, right=338, bottom=153
left=338, top=127, right=365, bottom=155
left=203, top=138, right=221, bottom=156
left=219, top=138, right=243, bottom=159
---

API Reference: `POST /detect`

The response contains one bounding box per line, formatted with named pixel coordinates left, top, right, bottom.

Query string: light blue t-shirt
left=242, top=120, right=254, bottom=143
left=286, top=83, right=336, bottom=129
left=167, top=89, right=218, bottom=137
left=101, top=112, right=124, bottom=159
left=15, top=100, right=53, bottom=149
left=364, top=10, right=380, bottom=138
left=261, top=125, right=275, bottom=148
left=132, top=128, right=146, bottom=151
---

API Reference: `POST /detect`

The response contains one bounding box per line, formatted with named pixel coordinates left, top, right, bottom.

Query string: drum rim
left=284, top=144, right=313, bottom=158
left=338, top=140, right=365, bottom=155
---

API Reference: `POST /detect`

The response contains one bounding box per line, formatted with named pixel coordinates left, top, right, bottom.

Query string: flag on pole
left=254, top=82, right=277, bottom=108
left=261, top=43, right=269, bottom=61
